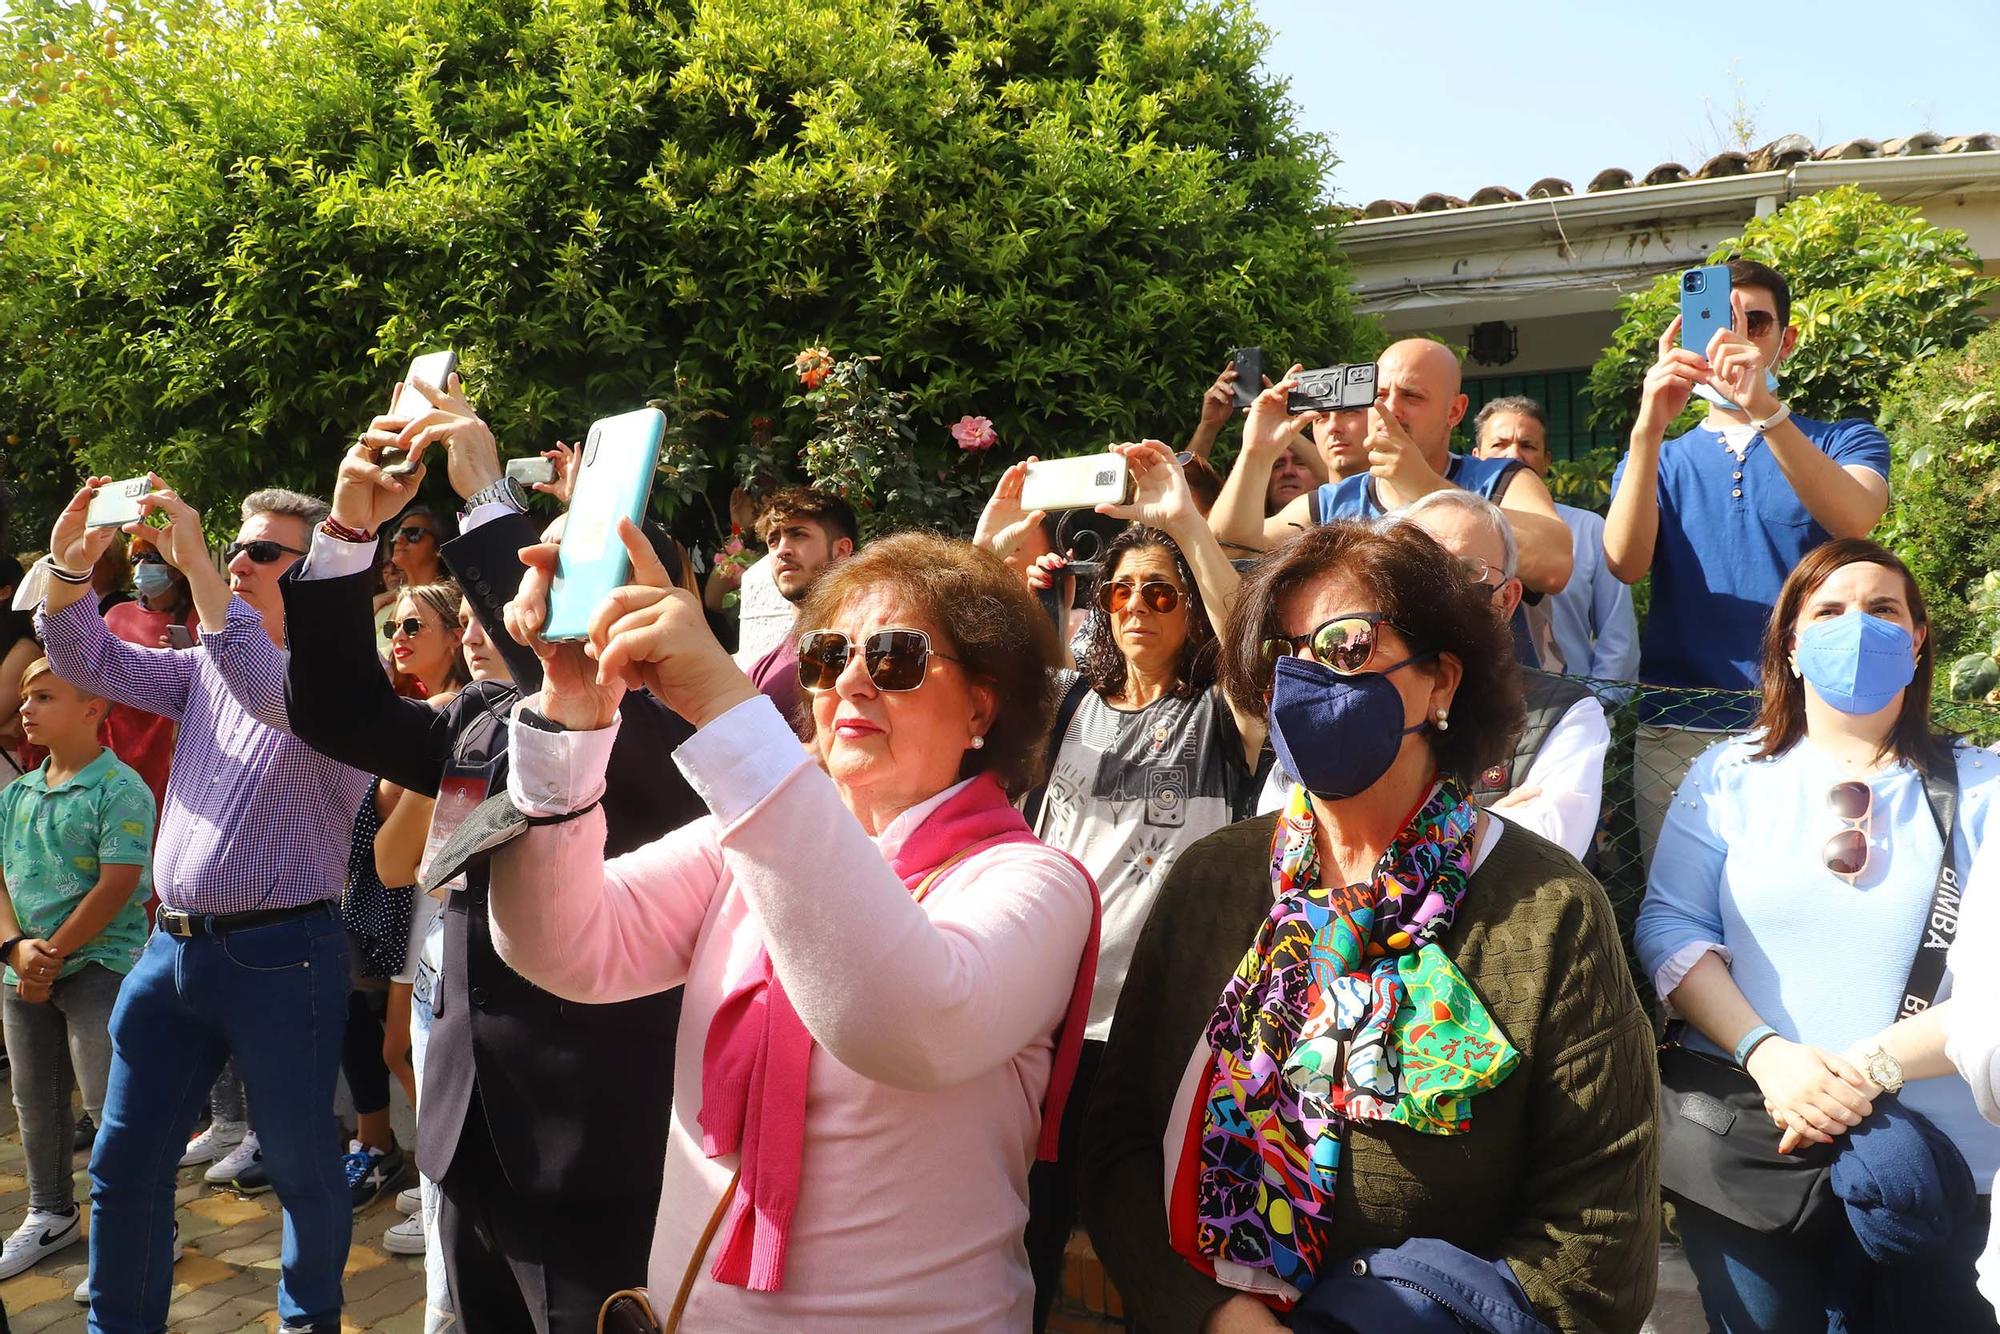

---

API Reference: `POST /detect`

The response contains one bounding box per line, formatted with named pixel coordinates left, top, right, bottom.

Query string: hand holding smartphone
left=543, top=408, right=666, bottom=642
left=378, top=350, right=458, bottom=477
left=85, top=476, right=152, bottom=530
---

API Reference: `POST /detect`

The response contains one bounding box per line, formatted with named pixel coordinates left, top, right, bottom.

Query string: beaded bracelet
left=320, top=517, right=374, bottom=544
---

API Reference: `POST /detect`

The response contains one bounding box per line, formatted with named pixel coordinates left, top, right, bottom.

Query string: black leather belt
left=156, top=900, right=334, bottom=939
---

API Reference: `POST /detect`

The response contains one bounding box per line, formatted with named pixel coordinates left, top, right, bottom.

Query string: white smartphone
left=1019, top=454, right=1134, bottom=512
left=505, top=456, right=555, bottom=487
left=380, top=350, right=458, bottom=477
left=85, top=476, right=151, bottom=529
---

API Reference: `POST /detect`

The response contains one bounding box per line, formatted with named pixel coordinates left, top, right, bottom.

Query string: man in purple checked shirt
left=38, top=476, right=366, bottom=1334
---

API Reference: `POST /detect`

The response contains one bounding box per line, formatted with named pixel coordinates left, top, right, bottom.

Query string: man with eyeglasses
left=1254, top=489, right=1611, bottom=864
left=36, top=480, right=366, bottom=1334
left=1602, top=258, right=1892, bottom=856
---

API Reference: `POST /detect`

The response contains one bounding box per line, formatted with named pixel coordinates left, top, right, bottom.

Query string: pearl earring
left=1434, top=710, right=1449, bottom=731
left=969, top=735, right=985, bottom=750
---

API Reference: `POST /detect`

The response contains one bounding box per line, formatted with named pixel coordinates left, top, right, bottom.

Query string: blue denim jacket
left=1286, top=1237, right=1552, bottom=1334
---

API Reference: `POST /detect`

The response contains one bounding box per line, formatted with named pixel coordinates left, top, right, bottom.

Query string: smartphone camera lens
left=1683, top=271, right=1703, bottom=292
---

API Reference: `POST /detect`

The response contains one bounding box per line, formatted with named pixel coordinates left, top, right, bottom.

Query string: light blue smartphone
left=543, top=407, right=665, bottom=643
left=1678, top=264, right=1732, bottom=356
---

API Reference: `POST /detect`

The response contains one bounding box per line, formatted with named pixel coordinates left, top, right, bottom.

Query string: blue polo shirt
left=1308, top=453, right=1523, bottom=524
left=1612, top=413, right=1889, bottom=720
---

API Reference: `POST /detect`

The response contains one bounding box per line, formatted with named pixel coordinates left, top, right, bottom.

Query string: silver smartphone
left=379, top=350, right=458, bottom=477
left=505, top=456, right=555, bottom=487
left=1019, top=454, right=1134, bottom=512
left=85, top=475, right=151, bottom=529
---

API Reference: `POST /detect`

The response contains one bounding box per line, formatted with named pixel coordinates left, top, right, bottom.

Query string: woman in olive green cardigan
left=1080, top=521, right=1658, bottom=1334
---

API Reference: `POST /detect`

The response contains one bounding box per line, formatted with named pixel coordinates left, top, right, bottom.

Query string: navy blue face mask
left=1267, top=650, right=1434, bottom=801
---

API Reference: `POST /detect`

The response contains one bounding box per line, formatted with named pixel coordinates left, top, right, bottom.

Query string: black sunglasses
left=797, top=628, right=961, bottom=693
left=1742, top=310, right=1777, bottom=338
left=1262, top=611, right=1417, bottom=676
left=392, top=526, right=435, bottom=544
left=1096, top=579, right=1182, bottom=615
left=223, top=540, right=306, bottom=565
left=382, top=616, right=428, bottom=640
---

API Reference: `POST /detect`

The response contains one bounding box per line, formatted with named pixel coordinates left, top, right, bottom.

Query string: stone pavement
left=0, top=1094, right=428, bottom=1333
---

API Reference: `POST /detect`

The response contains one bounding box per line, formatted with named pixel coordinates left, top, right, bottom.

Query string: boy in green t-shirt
left=0, top=658, right=154, bottom=1280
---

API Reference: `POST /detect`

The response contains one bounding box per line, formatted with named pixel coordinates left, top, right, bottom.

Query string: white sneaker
left=204, top=1129, right=260, bottom=1185
left=382, top=1212, right=426, bottom=1256
left=395, top=1186, right=422, bottom=1216
left=0, top=1206, right=83, bottom=1280
left=180, top=1118, right=247, bottom=1167
left=75, top=1221, right=180, bottom=1302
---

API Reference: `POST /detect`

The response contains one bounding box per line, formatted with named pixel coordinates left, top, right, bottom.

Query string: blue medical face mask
left=1794, top=610, right=1917, bottom=716
left=1266, top=651, right=1433, bottom=801
left=131, top=562, right=174, bottom=599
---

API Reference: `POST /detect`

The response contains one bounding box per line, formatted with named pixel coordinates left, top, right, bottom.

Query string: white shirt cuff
left=462, top=501, right=520, bottom=532
left=506, top=693, right=622, bottom=816
left=301, top=526, right=378, bottom=581
left=1653, top=940, right=1732, bottom=1013
left=672, top=694, right=810, bottom=825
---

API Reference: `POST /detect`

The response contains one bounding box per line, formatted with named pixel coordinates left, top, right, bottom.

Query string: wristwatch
left=463, top=475, right=527, bottom=515
left=1856, top=1043, right=1905, bottom=1094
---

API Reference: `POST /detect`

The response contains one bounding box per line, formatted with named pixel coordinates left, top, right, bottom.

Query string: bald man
left=1210, top=339, right=1575, bottom=593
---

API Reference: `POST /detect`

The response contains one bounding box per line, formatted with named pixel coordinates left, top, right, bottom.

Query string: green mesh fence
left=1563, top=678, right=2000, bottom=1019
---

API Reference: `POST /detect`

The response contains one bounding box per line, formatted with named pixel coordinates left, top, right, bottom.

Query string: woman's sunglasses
left=1096, top=580, right=1182, bottom=615
left=223, top=540, right=307, bottom=565
left=1262, top=611, right=1403, bottom=676
left=383, top=617, right=429, bottom=640
left=797, top=627, right=961, bottom=693
left=1823, top=780, right=1873, bottom=879
left=392, top=526, right=435, bottom=545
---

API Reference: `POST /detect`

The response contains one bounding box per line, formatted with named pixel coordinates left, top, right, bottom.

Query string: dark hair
left=1752, top=538, right=1941, bottom=772
left=393, top=503, right=456, bottom=544
left=794, top=531, right=1060, bottom=797
left=1220, top=522, right=1524, bottom=787
left=1727, top=257, right=1792, bottom=329
left=1179, top=453, right=1224, bottom=515
left=1471, top=395, right=1548, bottom=444
left=1076, top=527, right=1216, bottom=703
left=755, top=487, right=859, bottom=549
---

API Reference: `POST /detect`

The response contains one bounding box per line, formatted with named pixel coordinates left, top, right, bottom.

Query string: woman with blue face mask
left=1080, top=520, right=1660, bottom=1334
left=1637, top=537, right=2000, bottom=1333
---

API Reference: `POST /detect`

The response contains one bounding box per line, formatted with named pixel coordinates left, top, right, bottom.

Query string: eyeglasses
left=383, top=617, right=428, bottom=640
left=130, top=550, right=165, bottom=565
left=393, top=526, right=435, bottom=545
left=796, top=627, right=962, bottom=693
left=1823, top=781, right=1874, bottom=879
left=1262, top=611, right=1405, bottom=675
left=1743, top=310, right=1777, bottom=339
left=1452, top=555, right=1507, bottom=592
left=223, top=540, right=307, bottom=565
left=1096, top=579, right=1183, bottom=615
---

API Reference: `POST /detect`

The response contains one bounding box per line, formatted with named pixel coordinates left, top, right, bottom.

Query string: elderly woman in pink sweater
left=487, top=522, right=1098, bottom=1332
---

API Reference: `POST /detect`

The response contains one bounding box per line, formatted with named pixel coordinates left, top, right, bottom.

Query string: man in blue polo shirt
left=1603, top=258, right=1891, bottom=852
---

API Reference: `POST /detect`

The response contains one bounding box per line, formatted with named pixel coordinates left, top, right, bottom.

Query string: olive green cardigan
left=1081, top=815, right=1659, bottom=1334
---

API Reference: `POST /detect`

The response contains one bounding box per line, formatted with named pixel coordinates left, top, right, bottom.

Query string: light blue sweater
left=1637, top=734, right=2000, bottom=1183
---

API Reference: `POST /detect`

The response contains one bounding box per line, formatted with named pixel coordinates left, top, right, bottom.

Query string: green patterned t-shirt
left=0, top=747, right=155, bottom=982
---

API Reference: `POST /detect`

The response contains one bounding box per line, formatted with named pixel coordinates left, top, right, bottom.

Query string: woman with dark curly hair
left=977, top=440, right=1265, bottom=1329
left=1082, top=519, right=1659, bottom=1334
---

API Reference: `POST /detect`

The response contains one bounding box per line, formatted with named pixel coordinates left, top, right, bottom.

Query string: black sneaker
left=343, top=1141, right=407, bottom=1212
left=228, top=1148, right=274, bottom=1196
left=73, top=1112, right=96, bottom=1155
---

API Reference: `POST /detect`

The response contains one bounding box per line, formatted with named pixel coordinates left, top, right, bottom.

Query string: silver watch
left=463, top=475, right=527, bottom=514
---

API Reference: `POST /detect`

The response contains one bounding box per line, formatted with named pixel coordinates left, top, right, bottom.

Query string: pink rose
left=950, top=415, right=997, bottom=452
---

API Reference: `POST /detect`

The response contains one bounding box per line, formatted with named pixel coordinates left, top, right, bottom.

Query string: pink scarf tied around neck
left=696, top=773, right=1100, bottom=1292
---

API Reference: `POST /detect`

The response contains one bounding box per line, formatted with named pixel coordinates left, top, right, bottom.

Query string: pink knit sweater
left=487, top=697, right=1094, bottom=1332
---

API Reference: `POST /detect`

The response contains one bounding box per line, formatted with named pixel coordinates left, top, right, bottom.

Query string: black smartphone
left=1231, top=347, right=1263, bottom=408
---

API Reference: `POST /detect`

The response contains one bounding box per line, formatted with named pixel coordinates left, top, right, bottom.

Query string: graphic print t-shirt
left=1033, top=672, right=1253, bottom=1039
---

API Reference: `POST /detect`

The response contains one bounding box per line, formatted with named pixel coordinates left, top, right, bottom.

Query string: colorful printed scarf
left=1194, top=778, right=1519, bottom=1294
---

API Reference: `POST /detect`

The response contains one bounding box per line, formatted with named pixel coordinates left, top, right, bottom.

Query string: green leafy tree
left=0, top=0, right=1368, bottom=547
left=1586, top=186, right=1996, bottom=441
left=1876, top=324, right=2000, bottom=698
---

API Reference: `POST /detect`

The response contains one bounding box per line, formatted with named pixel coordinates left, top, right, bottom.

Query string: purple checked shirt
left=38, top=595, right=368, bottom=915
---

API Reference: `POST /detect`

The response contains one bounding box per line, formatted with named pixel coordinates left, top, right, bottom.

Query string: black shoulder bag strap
left=1899, top=741, right=1964, bottom=1019
left=1022, top=675, right=1091, bottom=831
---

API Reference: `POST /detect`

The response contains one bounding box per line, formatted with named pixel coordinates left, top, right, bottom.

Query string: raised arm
left=1605, top=318, right=1705, bottom=584
left=1208, top=367, right=1319, bottom=554
left=1494, top=470, right=1574, bottom=595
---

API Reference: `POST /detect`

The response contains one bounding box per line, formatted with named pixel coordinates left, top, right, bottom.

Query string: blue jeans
left=1677, top=1194, right=1997, bottom=1334
left=87, top=908, right=351, bottom=1333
